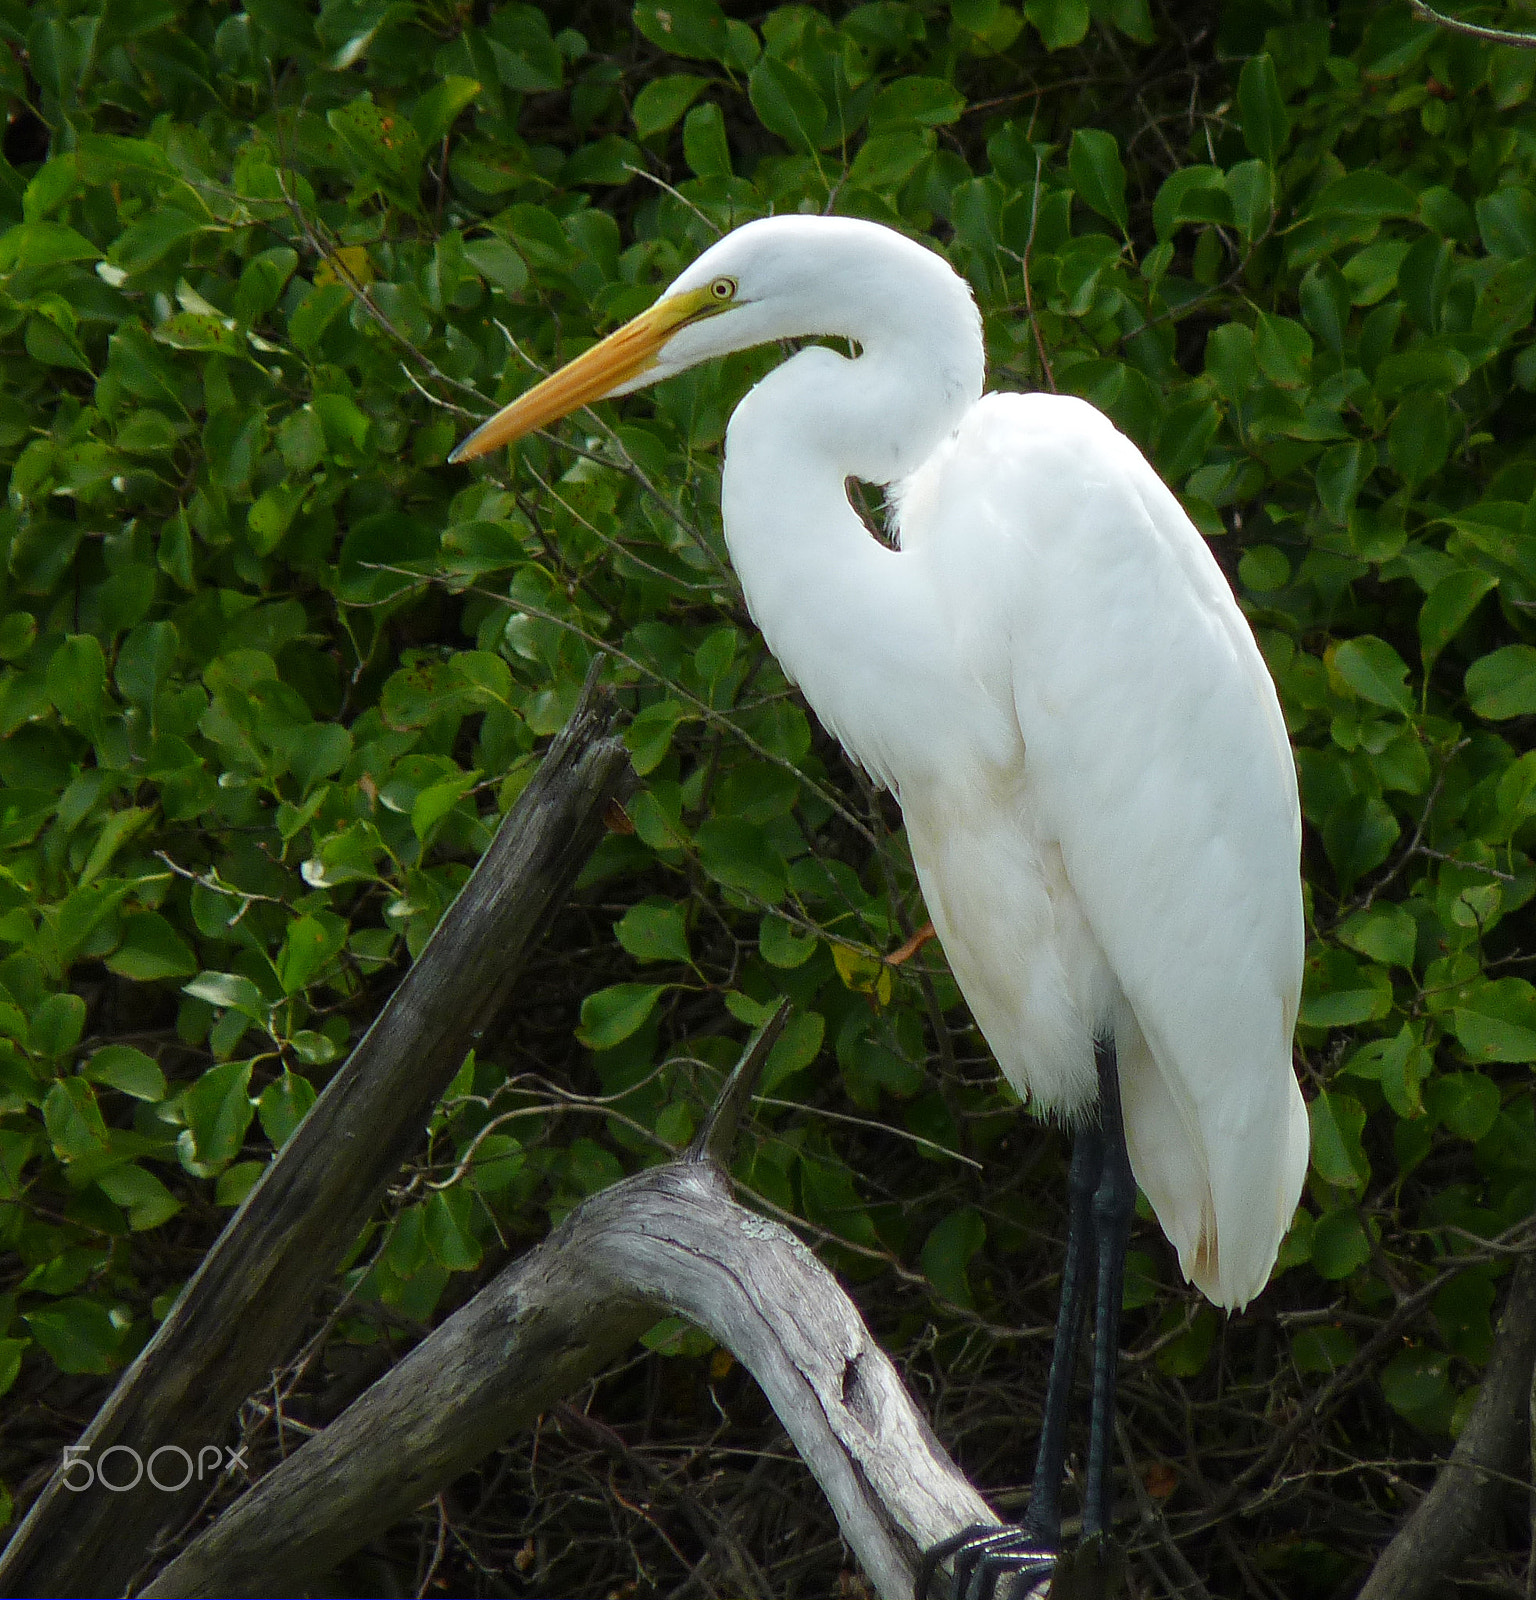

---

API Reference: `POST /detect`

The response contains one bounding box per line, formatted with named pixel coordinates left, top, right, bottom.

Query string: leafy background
left=2, top=0, right=1535, bottom=1594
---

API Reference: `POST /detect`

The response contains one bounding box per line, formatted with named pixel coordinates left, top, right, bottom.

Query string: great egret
left=451, top=215, right=1308, bottom=1600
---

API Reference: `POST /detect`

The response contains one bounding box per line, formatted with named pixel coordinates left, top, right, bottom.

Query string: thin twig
left=1411, top=0, right=1536, bottom=46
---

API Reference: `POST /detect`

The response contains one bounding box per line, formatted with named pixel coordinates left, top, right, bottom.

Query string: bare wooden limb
left=1358, top=1254, right=1536, bottom=1600
left=0, top=668, right=636, bottom=1600
left=140, top=1153, right=999, bottom=1600
left=688, top=998, right=790, bottom=1163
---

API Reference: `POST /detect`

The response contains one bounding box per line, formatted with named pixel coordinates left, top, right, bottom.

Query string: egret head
left=446, top=215, right=974, bottom=463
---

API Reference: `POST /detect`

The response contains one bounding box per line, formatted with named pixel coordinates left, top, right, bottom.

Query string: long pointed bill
left=448, top=285, right=720, bottom=463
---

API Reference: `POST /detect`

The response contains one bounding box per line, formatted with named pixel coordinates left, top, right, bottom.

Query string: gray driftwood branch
left=1358, top=1252, right=1536, bottom=1600
left=0, top=665, right=636, bottom=1600
left=141, top=1010, right=1002, bottom=1600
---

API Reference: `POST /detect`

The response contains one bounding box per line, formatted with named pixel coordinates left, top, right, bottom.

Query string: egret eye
left=709, top=276, right=737, bottom=302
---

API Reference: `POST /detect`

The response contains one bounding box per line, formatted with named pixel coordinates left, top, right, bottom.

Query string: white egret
left=451, top=215, right=1309, bottom=1599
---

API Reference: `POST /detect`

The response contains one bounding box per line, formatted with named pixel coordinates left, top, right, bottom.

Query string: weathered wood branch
left=141, top=1014, right=1000, bottom=1600
left=0, top=667, right=636, bottom=1600
left=1358, top=1253, right=1536, bottom=1600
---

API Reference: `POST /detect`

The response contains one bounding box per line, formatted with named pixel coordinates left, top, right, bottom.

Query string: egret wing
left=941, top=394, right=1308, bottom=1308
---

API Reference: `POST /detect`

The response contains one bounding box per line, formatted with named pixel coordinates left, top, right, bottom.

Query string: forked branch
left=143, top=1012, right=1001, bottom=1600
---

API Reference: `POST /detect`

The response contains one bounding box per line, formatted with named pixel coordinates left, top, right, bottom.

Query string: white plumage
left=452, top=213, right=1310, bottom=1313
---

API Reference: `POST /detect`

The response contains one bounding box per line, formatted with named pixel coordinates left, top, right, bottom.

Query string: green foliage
left=1, top=0, right=1534, bottom=1588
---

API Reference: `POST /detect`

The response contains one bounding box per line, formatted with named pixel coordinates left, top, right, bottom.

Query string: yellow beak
left=448, top=286, right=722, bottom=463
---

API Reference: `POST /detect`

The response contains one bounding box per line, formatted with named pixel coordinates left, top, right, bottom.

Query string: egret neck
left=720, top=300, right=982, bottom=794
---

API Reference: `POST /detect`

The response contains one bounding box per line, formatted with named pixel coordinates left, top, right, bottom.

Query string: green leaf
left=1476, top=187, right=1536, bottom=259
left=1309, top=170, right=1417, bottom=221
left=23, top=1299, right=120, bottom=1374
left=1301, top=946, right=1394, bottom=1028
left=410, top=770, right=480, bottom=843
left=327, top=93, right=424, bottom=201
left=760, top=916, right=818, bottom=969
left=0, top=221, right=102, bottom=272
left=152, top=311, right=242, bottom=356
left=424, top=1188, right=481, bottom=1270
left=43, top=1078, right=108, bottom=1160
left=1388, top=392, right=1451, bottom=487
left=615, top=900, right=692, bottom=965
left=748, top=56, right=826, bottom=153
left=466, top=1134, right=524, bottom=1193
left=762, top=1009, right=825, bottom=1092
left=1254, top=313, right=1312, bottom=388
left=1337, top=905, right=1417, bottom=969
left=182, top=1059, right=255, bottom=1167
left=1452, top=979, right=1536, bottom=1063
left=31, top=992, right=86, bottom=1059
left=83, top=1044, right=167, bottom=1102
left=1310, top=1090, right=1369, bottom=1193
left=1024, top=0, right=1089, bottom=50
left=920, top=1207, right=986, bottom=1308
left=1466, top=646, right=1536, bottom=720
left=1310, top=1208, right=1371, bottom=1280
left=1292, top=1323, right=1356, bottom=1374
left=234, top=245, right=299, bottom=323
left=98, top=1163, right=181, bottom=1229
left=337, top=511, right=437, bottom=604
left=1425, top=1071, right=1502, bottom=1139
left=849, top=130, right=934, bottom=194
left=1345, top=1025, right=1432, bottom=1120
left=633, top=74, right=708, bottom=140
left=633, top=0, right=732, bottom=62
left=682, top=102, right=732, bottom=178
left=183, top=971, right=267, bottom=1018
left=288, top=284, right=351, bottom=351
left=46, top=634, right=106, bottom=728
left=1381, top=1345, right=1449, bottom=1420
left=1152, top=166, right=1230, bottom=239
left=0, top=1338, right=26, bottom=1399
left=577, top=983, right=666, bottom=1050
left=1420, top=570, right=1497, bottom=670
left=276, top=914, right=346, bottom=995
left=1157, top=1305, right=1217, bottom=1377
left=867, top=76, right=966, bottom=132
left=108, top=209, right=208, bottom=275
left=80, top=807, right=153, bottom=887
left=257, top=1071, right=317, bottom=1148
left=411, top=75, right=482, bottom=147
left=215, top=1161, right=264, bottom=1207
left=1068, top=128, right=1128, bottom=233
left=1331, top=636, right=1412, bottom=715
left=626, top=700, right=692, bottom=776
left=462, top=237, right=528, bottom=298
left=1237, top=54, right=1290, bottom=166
left=695, top=818, right=788, bottom=904
left=1315, top=440, right=1370, bottom=524
left=1321, top=793, right=1400, bottom=894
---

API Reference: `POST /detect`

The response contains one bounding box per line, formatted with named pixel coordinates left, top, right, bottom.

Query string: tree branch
left=0, top=666, right=636, bottom=1600
left=141, top=1150, right=1001, bottom=1600
left=1358, top=1254, right=1536, bottom=1600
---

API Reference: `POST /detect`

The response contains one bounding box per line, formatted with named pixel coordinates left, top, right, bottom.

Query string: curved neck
left=720, top=326, right=982, bottom=788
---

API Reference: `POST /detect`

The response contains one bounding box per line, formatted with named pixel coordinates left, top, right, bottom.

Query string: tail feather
left=1117, top=1006, right=1308, bottom=1311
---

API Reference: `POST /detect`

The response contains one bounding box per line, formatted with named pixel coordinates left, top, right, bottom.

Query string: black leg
left=1019, top=1109, right=1103, bottom=1546
left=917, top=1048, right=1125, bottom=1600
left=1083, top=1039, right=1134, bottom=1543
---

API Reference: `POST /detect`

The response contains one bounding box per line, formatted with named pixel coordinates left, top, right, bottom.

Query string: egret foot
left=914, top=1523, right=1056, bottom=1600
left=1046, top=1536, right=1126, bottom=1600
